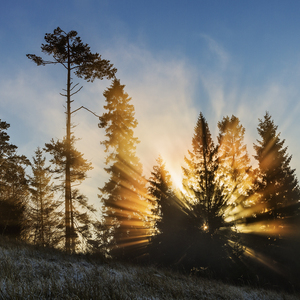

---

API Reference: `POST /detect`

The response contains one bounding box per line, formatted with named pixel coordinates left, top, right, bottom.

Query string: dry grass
left=0, top=237, right=298, bottom=299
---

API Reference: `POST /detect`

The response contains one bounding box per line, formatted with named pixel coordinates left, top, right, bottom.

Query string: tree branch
left=70, top=106, right=100, bottom=118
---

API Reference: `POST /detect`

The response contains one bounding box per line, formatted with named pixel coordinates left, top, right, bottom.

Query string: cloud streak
left=1, top=34, right=300, bottom=213
left=0, top=38, right=199, bottom=210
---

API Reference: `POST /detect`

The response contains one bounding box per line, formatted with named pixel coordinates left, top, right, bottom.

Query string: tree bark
left=65, top=36, right=72, bottom=253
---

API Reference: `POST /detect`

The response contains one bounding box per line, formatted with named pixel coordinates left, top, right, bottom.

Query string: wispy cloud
left=0, top=38, right=199, bottom=207
left=196, top=35, right=300, bottom=175
left=0, top=69, right=65, bottom=148
left=101, top=39, right=199, bottom=186
left=1, top=34, right=300, bottom=211
left=200, top=34, right=230, bottom=70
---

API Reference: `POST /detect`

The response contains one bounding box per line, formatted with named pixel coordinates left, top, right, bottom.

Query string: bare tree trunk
left=65, top=37, right=72, bottom=253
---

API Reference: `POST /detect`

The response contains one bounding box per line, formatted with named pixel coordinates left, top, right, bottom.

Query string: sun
left=164, top=161, right=185, bottom=193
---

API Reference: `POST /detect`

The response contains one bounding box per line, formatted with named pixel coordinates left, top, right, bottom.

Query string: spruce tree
left=148, top=155, right=173, bottom=231
left=182, top=112, right=228, bottom=235
left=181, top=113, right=245, bottom=272
left=0, top=120, right=29, bottom=237
left=147, top=157, right=172, bottom=248
left=253, top=112, right=300, bottom=217
left=217, top=115, right=254, bottom=220
left=25, top=147, right=62, bottom=247
left=148, top=156, right=188, bottom=263
left=99, top=79, right=148, bottom=258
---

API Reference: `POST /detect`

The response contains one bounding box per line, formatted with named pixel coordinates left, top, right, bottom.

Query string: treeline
left=145, top=112, right=300, bottom=290
left=1, top=27, right=300, bottom=291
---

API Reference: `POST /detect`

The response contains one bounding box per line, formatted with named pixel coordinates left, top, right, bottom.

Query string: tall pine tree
left=99, top=78, right=148, bottom=258
left=27, top=27, right=116, bottom=253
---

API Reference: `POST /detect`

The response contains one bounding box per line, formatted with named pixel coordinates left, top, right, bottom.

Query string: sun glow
left=203, top=224, right=209, bottom=231
left=99, top=104, right=300, bottom=294
left=168, top=167, right=185, bottom=193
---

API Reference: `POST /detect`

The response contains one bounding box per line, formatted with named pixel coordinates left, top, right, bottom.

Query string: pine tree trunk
left=65, top=37, right=72, bottom=253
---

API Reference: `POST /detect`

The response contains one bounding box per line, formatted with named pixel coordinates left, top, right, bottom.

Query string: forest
left=1, top=27, right=300, bottom=292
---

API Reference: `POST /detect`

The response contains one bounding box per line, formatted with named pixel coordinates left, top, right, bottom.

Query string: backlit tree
left=27, top=27, right=117, bottom=252
left=99, top=79, right=148, bottom=258
left=253, top=112, right=300, bottom=217
left=217, top=115, right=254, bottom=222
left=148, top=156, right=173, bottom=227
left=147, top=156, right=188, bottom=263
left=182, top=112, right=228, bottom=235
left=0, top=120, right=29, bottom=237
left=45, top=135, right=96, bottom=252
left=25, top=147, right=62, bottom=247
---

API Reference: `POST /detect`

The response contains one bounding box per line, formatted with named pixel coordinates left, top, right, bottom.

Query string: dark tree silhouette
left=224, top=112, right=300, bottom=291
left=147, top=156, right=177, bottom=259
left=148, top=156, right=173, bottom=235
left=27, top=27, right=117, bottom=253
left=0, top=120, right=29, bottom=237
left=253, top=112, right=300, bottom=218
left=24, top=147, right=62, bottom=247
left=144, top=112, right=300, bottom=289
left=99, top=79, right=148, bottom=258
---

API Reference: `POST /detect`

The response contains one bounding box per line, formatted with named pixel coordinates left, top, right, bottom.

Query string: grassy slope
left=0, top=237, right=299, bottom=300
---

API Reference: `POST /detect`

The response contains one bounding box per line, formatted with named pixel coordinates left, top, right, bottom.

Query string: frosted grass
left=0, top=238, right=298, bottom=299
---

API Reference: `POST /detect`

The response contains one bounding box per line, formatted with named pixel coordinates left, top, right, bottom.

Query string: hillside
left=0, top=237, right=298, bottom=300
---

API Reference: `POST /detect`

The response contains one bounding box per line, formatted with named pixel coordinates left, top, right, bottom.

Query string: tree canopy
left=27, top=27, right=117, bottom=81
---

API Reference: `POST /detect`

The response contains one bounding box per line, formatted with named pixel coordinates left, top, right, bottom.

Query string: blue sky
left=1, top=1, right=300, bottom=208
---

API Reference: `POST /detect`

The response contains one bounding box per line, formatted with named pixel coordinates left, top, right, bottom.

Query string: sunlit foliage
left=253, top=112, right=300, bottom=217
left=217, top=115, right=253, bottom=202
left=99, top=79, right=149, bottom=257
left=217, top=115, right=254, bottom=223
left=182, top=112, right=229, bottom=235
left=142, top=111, right=300, bottom=290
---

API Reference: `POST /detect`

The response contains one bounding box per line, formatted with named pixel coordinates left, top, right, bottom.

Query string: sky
left=1, top=1, right=300, bottom=211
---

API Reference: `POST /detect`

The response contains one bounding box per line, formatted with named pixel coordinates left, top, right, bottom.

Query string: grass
left=0, top=237, right=299, bottom=299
